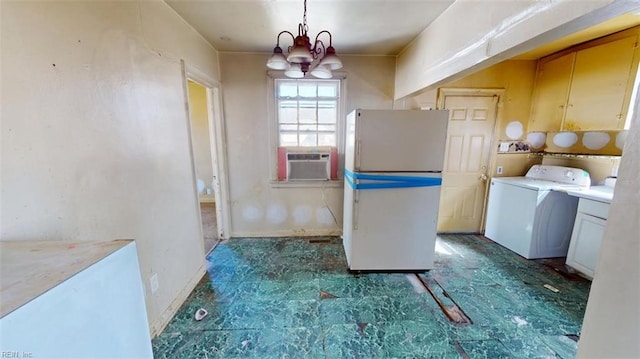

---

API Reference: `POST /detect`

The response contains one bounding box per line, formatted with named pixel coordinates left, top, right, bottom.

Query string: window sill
left=270, top=180, right=344, bottom=188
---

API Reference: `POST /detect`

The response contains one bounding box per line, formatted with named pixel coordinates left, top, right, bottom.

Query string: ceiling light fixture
left=266, top=0, right=342, bottom=79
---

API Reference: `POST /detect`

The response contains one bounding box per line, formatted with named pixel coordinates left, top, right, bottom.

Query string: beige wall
left=399, top=60, right=538, bottom=177
left=219, top=54, right=395, bottom=237
left=447, top=60, right=539, bottom=177
left=0, top=0, right=219, bottom=336
left=401, top=59, right=621, bottom=181
left=410, top=60, right=537, bottom=141
left=188, top=81, right=214, bottom=197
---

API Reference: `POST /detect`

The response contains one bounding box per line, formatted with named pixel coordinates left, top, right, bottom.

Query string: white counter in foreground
left=0, top=240, right=152, bottom=358
left=566, top=185, right=614, bottom=204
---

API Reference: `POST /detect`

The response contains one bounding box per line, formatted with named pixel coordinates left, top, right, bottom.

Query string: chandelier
left=265, top=0, right=342, bottom=79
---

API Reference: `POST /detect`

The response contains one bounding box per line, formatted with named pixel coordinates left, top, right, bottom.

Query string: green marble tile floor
left=152, top=235, right=590, bottom=358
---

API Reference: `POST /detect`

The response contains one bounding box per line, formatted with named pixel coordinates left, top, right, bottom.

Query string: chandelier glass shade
left=266, top=0, right=342, bottom=78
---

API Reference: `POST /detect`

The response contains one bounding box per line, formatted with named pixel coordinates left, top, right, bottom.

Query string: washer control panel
left=525, top=165, right=591, bottom=187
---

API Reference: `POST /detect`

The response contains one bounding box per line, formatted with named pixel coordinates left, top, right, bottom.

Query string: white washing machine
left=484, top=165, right=591, bottom=259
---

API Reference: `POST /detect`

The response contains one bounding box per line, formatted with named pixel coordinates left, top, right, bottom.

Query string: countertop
left=566, top=185, right=614, bottom=204
left=0, top=239, right=132, bottom=318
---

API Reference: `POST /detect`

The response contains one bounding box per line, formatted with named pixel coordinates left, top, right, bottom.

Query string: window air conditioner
left=286, top=151, right=331, bottom=180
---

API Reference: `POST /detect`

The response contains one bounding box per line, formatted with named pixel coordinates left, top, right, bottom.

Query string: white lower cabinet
left=566, top=198, right=610, bottom=279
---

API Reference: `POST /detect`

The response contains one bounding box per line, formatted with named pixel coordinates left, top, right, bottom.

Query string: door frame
left=182, top=61, right=232, bottom=241
left=436, top=87, right=505, bottom=233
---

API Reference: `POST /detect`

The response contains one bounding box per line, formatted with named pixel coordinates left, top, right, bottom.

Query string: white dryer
left=484, top=165, right=591, bottom=259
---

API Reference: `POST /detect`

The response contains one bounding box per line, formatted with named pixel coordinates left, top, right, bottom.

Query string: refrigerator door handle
left=353, top=188, right=359, bottom=230
left=355, top=140, right=361, bottom=171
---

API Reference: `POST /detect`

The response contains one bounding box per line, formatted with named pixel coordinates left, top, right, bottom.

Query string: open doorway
left=185, top=76, right=230, bottom=255
left=187, top=80, right=218, bottom=254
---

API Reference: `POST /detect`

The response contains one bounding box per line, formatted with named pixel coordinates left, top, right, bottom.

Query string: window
left=269, top=76, right=345, bottom=185
left=276, top=79, right=340, bottom=147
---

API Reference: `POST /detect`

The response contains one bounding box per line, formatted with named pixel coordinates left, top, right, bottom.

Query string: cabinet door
left=566, top=213, right=606, bottom=279
left=565, top=35, right=638, bottom=130
left=529, top=53, right=575, bottom=132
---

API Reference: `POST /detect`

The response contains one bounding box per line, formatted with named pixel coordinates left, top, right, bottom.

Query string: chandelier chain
left=266, top=0, right=341, bottom=78
left=302, top=0, right=308, bottom=34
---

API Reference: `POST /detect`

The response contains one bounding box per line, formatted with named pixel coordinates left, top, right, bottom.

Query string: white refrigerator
left=342, top=109, right=449, bottom=271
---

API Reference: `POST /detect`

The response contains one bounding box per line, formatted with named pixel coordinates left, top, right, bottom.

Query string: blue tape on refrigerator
left=344, top=168, right=442, bottom=190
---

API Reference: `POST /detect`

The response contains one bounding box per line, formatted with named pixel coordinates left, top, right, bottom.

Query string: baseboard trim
left=230, top=229, right=342, bottom=238
left=149, top=264, right=207, bottom=338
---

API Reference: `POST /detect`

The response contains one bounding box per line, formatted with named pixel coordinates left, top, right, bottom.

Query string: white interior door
left=437, top=91, right=499, bottom=233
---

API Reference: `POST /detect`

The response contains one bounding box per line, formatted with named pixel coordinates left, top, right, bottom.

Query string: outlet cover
left=150, top=273, right=159, bottom=294
left=497, top=166, right=503, bottom=175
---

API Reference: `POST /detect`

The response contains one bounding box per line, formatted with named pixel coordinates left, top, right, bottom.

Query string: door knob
left=479, top=174, right=488, bottom=181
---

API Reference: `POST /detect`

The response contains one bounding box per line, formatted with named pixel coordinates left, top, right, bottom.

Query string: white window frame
left=275, top=78, right=340, bottom=148
left=267, top=71, right=347, bottom=187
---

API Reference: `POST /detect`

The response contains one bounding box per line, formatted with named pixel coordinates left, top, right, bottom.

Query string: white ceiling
left=165, top=0, right=455, bottom=55
left=167, top=1, right=640, bottom=61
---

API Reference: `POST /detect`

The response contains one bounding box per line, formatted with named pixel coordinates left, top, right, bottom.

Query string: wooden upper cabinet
left=529, top=53, right=575, bottom=132
left=565, top=35, right=637, bottom=130
left=529, top=28, right=640, bottom=132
